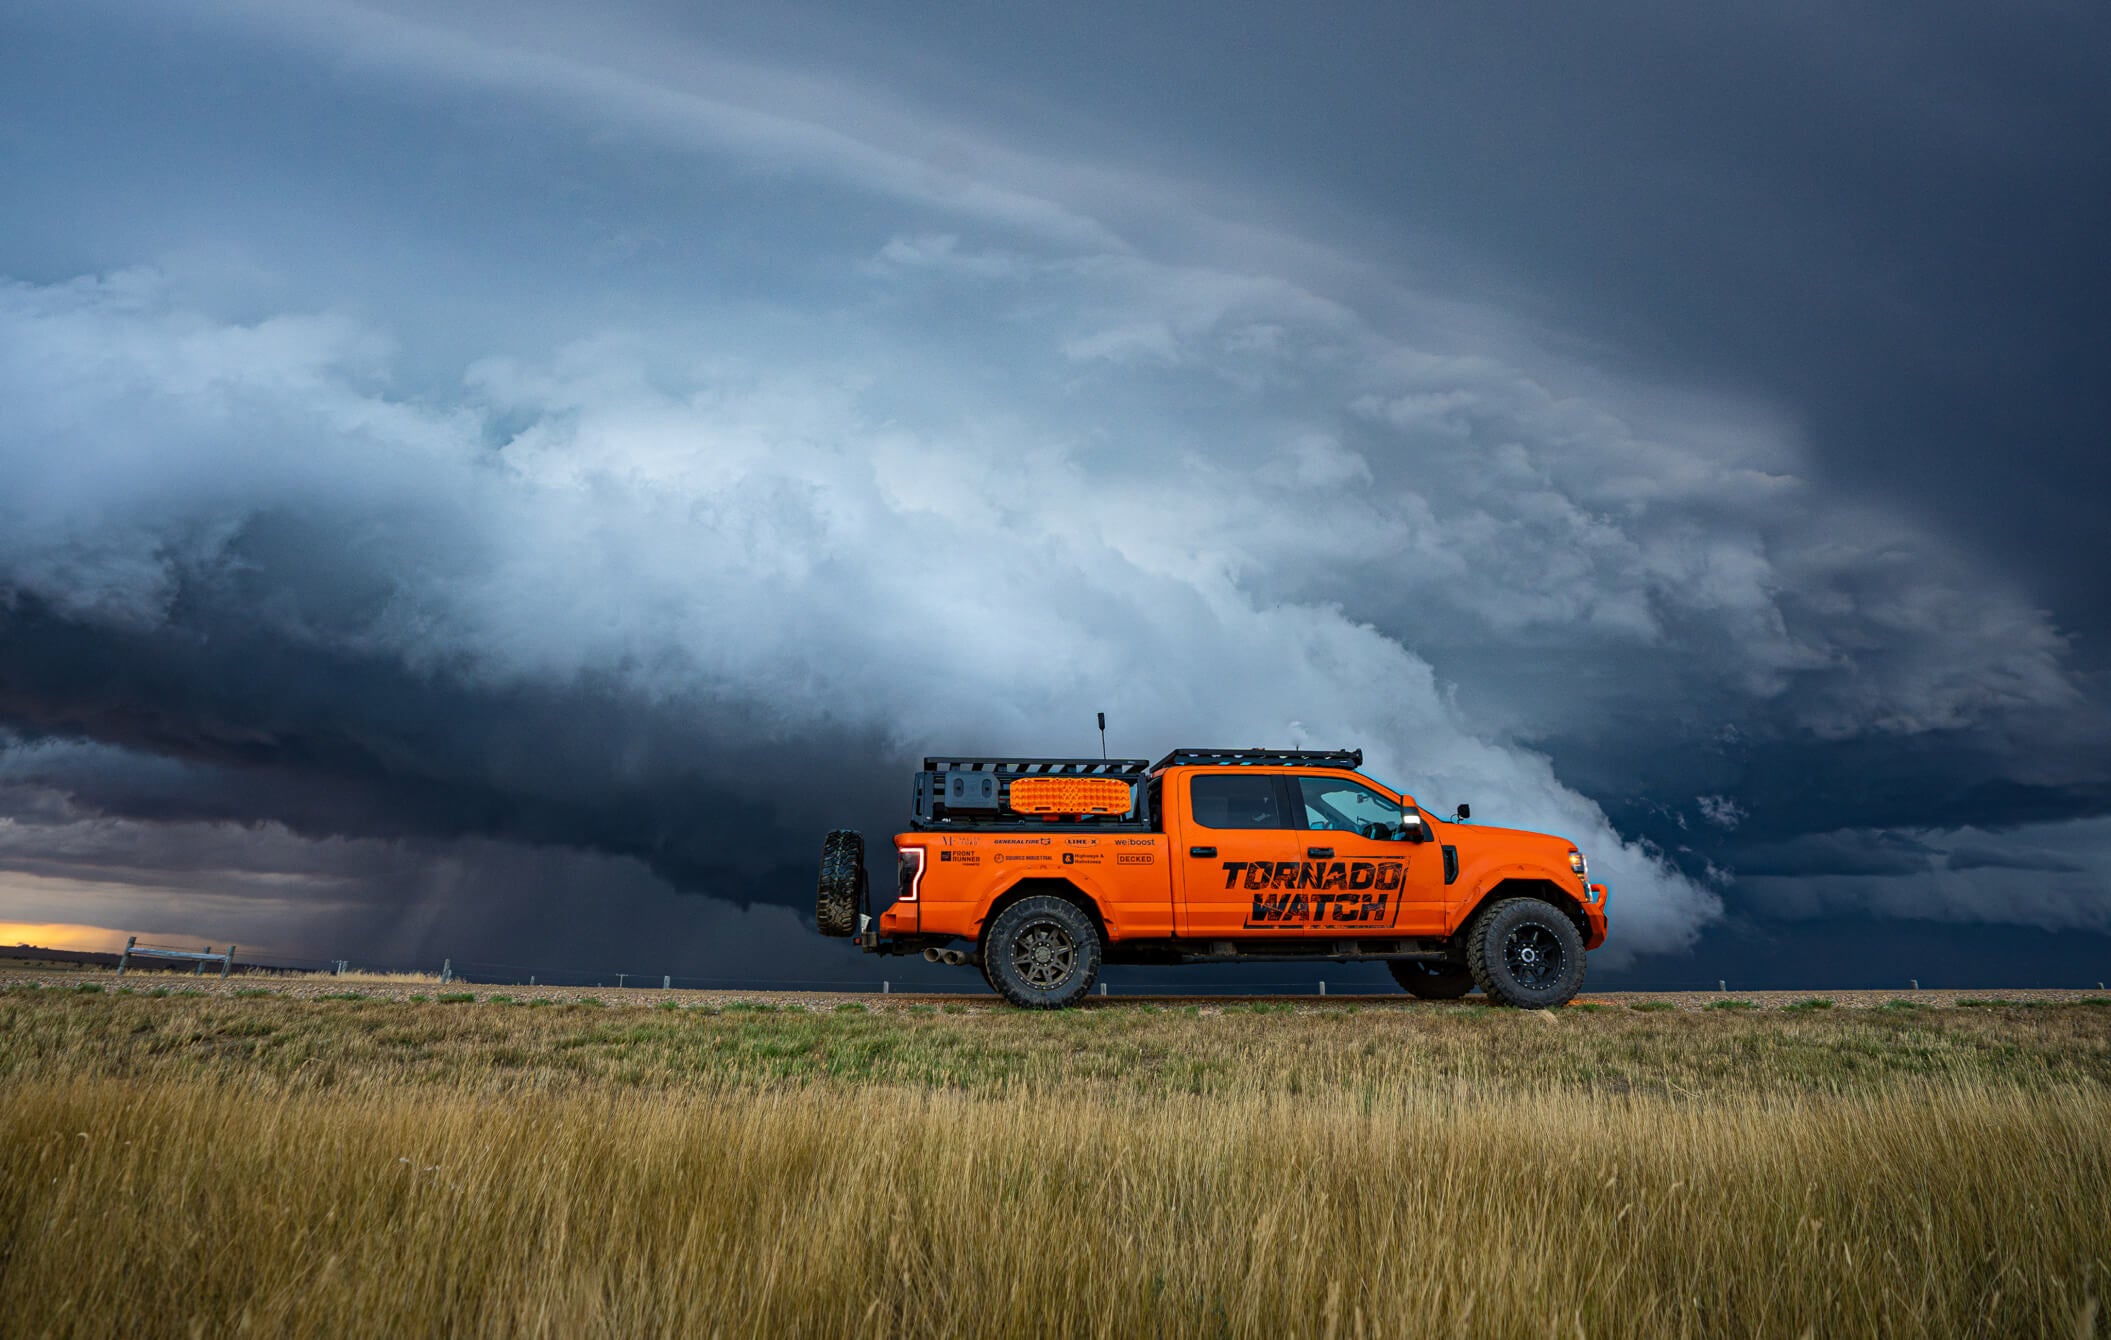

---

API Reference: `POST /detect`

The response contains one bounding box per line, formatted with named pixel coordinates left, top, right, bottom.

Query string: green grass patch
left=437, top=993, right=476, bottom=1004
left=1706, top=999, right=1758, bottom=1011
left=73, top=984, right=104, bottom=995
left=1880, top=999, right=1925, bottom=1011
left=1786, top=998, right=1835, bottom=1012
left=1566, top=1002, right=1610, bottom=1013
left=834, top=1003, right=867, bottom=1014
left=317, top=992, right=368, bottom=1002
left=1628, top=1001, right=1675, bottom=1013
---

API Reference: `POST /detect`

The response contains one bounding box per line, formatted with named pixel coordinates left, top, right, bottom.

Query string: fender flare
left=1460, top=867, right=1591, bottom=936
left=973, top=874, right=1115, bottom=944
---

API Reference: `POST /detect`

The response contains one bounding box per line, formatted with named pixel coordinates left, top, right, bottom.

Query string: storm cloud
left=2, top=0, right=2107, bottom=981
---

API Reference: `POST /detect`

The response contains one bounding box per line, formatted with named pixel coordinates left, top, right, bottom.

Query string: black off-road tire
left=816, top=830, right=865, bottom=938
left=1465, top=897, right=1587, bottom=1008
left=980, top=895, right=1102, bottom=1009
left=1388, top=960, right=1476, bottom=999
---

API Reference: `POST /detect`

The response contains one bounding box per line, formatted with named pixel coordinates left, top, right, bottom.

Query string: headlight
left=1568, top=849, right=1588, bottom=878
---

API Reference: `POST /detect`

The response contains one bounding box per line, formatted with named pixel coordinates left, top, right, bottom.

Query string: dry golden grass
left=280, top=968, right=446, bottom=985
left=2, top=985, right=2107, bottom=1338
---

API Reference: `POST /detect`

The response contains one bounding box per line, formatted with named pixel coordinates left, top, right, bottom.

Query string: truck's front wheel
left=980, top=895, right=1102, bottom=1009
left=1465, top=897, right=1586, bottom=1008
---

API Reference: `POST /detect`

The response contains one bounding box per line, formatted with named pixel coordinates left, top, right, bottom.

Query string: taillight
left=896, top=846, right=926, bottom=902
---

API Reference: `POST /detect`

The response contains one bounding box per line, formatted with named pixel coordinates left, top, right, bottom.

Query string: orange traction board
left=1006, top=776, right=1134, bottom=816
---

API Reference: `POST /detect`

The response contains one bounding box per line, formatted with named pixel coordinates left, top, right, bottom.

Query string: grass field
left=2, top=979, right=2108, bottom=1337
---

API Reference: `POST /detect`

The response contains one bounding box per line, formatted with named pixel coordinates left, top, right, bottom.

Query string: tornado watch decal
left=1222, top=861, right=1404, bottom=927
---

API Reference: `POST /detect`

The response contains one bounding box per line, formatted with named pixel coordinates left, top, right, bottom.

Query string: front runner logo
left=1222, top=860, right=1403, bottom=927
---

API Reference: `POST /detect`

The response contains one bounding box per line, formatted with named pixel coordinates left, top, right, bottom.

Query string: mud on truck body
left=816, top=748, right=1609, bottom=1009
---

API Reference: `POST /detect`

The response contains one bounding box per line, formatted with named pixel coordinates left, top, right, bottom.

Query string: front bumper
left=1584, top=883, right=1610, bottom=949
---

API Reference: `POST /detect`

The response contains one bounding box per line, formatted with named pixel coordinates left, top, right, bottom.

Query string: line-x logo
left=1223, top=860, right=1403, bottom=928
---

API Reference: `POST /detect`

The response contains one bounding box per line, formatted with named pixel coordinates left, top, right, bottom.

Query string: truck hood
left=1444, top=823, right=1576, bottom=862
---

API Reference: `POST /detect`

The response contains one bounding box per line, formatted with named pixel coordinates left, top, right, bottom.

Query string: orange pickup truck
left=816, top=749, right=1608, bottom=1008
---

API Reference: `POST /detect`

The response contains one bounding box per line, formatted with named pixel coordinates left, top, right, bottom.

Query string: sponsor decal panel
left=1221, top=861, right=1404, bottom=926
left=1061, top=852, right=1104, bottom=865
left=1116, top=852, right=1156, bottom=866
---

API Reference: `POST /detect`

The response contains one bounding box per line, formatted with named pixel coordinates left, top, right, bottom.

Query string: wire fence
left=20, top=939, right=2095, bottom=997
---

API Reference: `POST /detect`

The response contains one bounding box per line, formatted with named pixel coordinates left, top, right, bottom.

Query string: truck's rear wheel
left=980, top=895, right=1102, bottom=1009
left=1465, top=897, right=1586, bottom=1008
left=815, top=830, right=865, bottom=938
left=1388, top=960, right=1475, bottom=999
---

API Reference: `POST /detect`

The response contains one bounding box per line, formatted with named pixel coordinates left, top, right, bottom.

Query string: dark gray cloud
left=0, top=0, right=2107, bottom=983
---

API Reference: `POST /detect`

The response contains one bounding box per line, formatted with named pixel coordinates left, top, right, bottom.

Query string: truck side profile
left=816, top=748, right=1609, bottom=1008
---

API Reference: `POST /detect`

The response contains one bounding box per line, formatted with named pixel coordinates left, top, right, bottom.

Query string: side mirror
left=1452, top=802, right=1471, bottom=823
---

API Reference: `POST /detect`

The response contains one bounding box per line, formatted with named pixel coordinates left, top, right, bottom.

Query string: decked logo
left=1223, top=860, right=1403, bottom=927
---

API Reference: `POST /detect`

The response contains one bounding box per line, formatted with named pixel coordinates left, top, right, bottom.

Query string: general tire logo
left=1224, top=860, right=1403, bottom=927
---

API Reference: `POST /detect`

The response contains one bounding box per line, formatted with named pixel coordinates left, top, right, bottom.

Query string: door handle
left=1307, top=846, right=1333, bottom=858
left=1189, top=846, right=1217, bottom=858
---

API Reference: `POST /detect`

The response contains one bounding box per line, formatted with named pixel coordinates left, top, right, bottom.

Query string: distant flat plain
left=2, top=968, right=2106, bottom=1337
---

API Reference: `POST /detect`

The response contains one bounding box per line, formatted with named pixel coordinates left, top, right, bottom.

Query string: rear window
left=1189, top=774, right=1287, bottom=830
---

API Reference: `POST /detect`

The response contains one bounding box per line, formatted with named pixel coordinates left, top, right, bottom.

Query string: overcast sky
left=3, top=0, right=2109, bottom=989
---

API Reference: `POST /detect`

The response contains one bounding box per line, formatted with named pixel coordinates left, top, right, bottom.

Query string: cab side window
left=1296, top=777, right=1412, bottom=841
left=1189, top=774, right=1288, bottom=830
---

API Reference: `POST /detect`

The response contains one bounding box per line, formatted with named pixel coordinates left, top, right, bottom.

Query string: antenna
left=1097, top=711, right=1107, bottom=760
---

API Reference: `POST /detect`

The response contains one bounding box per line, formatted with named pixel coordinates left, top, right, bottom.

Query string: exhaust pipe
left=922, top=948, right=944, bottom=963
left=922, top=948, right=975, bottom=967
left=941, top=949, right=972, bottom=967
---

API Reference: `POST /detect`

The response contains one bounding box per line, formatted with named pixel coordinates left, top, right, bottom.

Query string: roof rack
left=1151, top=747, right=1364, bottom=771
left=921, top=757, right=1152, bottom=777
left=912, top=757, right=1155, bottom=830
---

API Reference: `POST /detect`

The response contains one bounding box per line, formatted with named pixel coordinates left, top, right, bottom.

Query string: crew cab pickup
left=815, top=748, right=1608, bottom=1008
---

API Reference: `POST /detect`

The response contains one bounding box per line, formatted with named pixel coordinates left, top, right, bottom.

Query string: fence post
left=1911, top=979, right=1919, bottom=991
left=529, top=975, right=535, bottom=986
left=197, top=948, right=210, bottom=978
left=222, top=945, right=236, bottom=979
left=617, top=973, right=627, bottom=989
left=442, top=958, right=452, bottom=985
left=883, top=980, right=890, bottom=994
left=117, top=935, right=136, bottom=979
left=1318, top=980, right=1327, bottom=996
left=663, top=975, right=670, bottom=990
left=1099, top=982, right=1108, bottom=997
left=1717, top=980, right=1726, bottom=993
